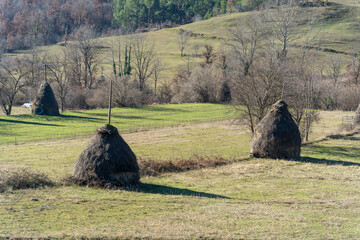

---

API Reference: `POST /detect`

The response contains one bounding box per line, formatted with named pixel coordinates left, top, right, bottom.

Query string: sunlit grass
left=1, top=131, right=360, bottom=239
left=0, top=103, right=235, bottom=145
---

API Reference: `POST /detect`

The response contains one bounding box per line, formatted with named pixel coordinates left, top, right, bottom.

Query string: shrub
left=171, top=66, right=219, bottom=103
left=138, top=155, right=232, bottom=177
left=0, top=169, right=55, bottom=193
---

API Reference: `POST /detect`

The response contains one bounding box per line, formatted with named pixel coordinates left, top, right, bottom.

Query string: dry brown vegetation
left=0, top=168, right=54, bottom=193
left=139, top=155, right=237, bottom=177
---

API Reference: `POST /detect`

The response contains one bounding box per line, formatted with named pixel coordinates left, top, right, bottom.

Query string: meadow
left=1, top=103, right=360, bottom=239
left=1, top=0, right=360, bottom=238
left=0, top=104, right=235, bottom=145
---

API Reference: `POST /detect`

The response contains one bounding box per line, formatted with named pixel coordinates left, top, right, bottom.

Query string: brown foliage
left=138, top=155, right=233, bottom=177
left=0, top=168, right=54, bottom=193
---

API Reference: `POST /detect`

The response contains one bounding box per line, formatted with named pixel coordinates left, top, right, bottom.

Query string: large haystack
left=250, top=100, right=301, bottom=159
left=73, top=125, right=140, bottom=186
left=32, top=83, right=60, bottom=116
left=353, top=103, right=360, bottom=125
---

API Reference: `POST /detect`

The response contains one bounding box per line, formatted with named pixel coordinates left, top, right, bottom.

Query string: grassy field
left=1, top=119, right=360, bottom=238
left=1, top=102, right=359, bottom=238
left=0, top=104, right=235, bottom=145
left=1, top=1, right=360, bottom=237
left=0, top=104, right=354, bottom=177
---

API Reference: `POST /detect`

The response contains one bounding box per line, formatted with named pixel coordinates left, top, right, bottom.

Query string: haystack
left=32, top=83, right=60, bottom=116
left=73, top=125, right=140, bottom=186
left=250, top=100, right=301, bottom=159
left=353, top=103, right=360, bottom=125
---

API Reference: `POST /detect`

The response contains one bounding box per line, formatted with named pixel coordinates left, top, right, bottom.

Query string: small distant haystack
left=250, top=100, right=301, bottom=159
left=32, top=83, right=60, bottom=116
left=353, top=103, right=360, bottom=125
left=73, top=125, right=140, bottom=186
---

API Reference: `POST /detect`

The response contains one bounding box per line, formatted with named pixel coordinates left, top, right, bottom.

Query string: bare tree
left=227, top=12, right=268, bottom=76
left=0, top=57, right=30, bottom=115
left=227, top=11, right=275, bottom=132
left=70, top=25, right=101, bottom=88
left=27, top=48, right=46, bottom=88
left=347, top=55, right=360, bottom=85
left=201, top=44, right=217, bottom=67
left=153, top=58, right=163, bottom=96
left=192, top=43, right=202, bottom=57
left=47, top=50, right=70, bottom=113
left=230, top=53, right=285, bottom=133
left=0, top=37, right=5, bottom=60
left=325, top=55, right=343, bottom=87
left=177, top=29, right=191, bottom=57
left=132, top=35, right=157, bottom=92
left=267, top=0, right=300, bottom=59
left=287, top=13, right=322, bottom=142
left=110, top=32, right=133, bottom=78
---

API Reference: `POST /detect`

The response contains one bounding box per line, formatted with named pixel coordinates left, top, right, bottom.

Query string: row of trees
left=112, top=0, right=264, bottom=29
left=0, top=0, right=328, bottom=52
left=0, top=0, right=112, bottom=51
left=0, top=0, right=266, bottom=52
left=0, top=25, right=162, bottom=115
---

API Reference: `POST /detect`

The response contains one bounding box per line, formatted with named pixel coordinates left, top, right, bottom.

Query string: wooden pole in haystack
left=108, top=77, right=113, bottom=125
left=44, top=64, right=47, bottom=83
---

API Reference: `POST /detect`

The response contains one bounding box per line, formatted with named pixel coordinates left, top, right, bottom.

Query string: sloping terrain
left=10, top=0, right=360, bottom=82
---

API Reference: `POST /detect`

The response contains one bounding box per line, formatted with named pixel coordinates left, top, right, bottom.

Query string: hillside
left=10, top=0, right=360, bottom=85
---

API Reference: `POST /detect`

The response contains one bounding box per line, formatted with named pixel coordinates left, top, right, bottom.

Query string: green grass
left=0, top=103, right=234, bottom=145
left=1, top=130, right=360, bottom=238
left=0, top=106, right=353, bottom=179
left=1, top=103, right=359, bottom=238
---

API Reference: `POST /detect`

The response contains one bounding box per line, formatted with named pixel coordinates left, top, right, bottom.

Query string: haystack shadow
left=291, top=157, right=360, bottom=167
left=0, top=119, right=61, bottom=126
left=127, top=183, right=230, bottom=199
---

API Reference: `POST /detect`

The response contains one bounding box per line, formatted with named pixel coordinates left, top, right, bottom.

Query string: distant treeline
left=0, top=0, right=262, bottom=51
left=112, top=0, right=263, bottom=29
left=0, top=0, right=113, bottom=51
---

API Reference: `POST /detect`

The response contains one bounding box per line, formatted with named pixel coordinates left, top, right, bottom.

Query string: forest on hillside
left=0, top=0, right=262, bottom=51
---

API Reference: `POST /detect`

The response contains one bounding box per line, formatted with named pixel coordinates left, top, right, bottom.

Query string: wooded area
left=0, top=0, right=264, bottom=51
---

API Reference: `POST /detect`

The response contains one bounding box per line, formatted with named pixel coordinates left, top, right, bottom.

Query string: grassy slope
left=9, top=0, right=360, bottom=84
left=1, top=130, right=360, bottom=239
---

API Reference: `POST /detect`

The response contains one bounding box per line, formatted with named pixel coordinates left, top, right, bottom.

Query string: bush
left=0, top=169, right=55, bottom=193
left=138, top=155, right=232, bottom=177
left=171, top=65, right=220, bottom=103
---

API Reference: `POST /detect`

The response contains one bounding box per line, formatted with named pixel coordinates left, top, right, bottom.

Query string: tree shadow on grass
left=58, top=115, right=102, bottom=121
left=134, top=106, right=190, bottom=112
left=0, top=119, right=61, bottom=126
left=304, top=144, right=360, bottom=159
left=290, top=157, right=360, bottom=167
left=86, top=113, right=146, bottom=119
left=127, top=183, right=230, bottom=199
